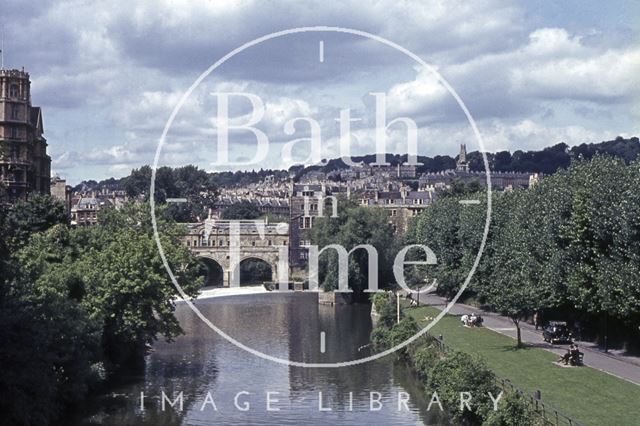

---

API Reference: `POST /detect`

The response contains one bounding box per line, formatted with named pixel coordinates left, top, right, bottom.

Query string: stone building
left=419, top=144, right=534, bottom=191
left=359, top=186, right=436, bottom=233
left=50, top=176, right=72, bottom=214
left=0, top=69, right=51, bottom=199
left=288, top=183, right=338, bottom=274
left=70, top=197, right=112, bottom=227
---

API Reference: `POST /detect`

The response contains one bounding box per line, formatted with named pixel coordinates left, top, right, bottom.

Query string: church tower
left=456, top=144, right=470, bottom=172
left=0, top=68, right=51, bottom=200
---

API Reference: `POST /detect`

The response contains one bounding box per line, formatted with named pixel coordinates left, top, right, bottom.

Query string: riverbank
left=405, top=304, right=640, bottom=426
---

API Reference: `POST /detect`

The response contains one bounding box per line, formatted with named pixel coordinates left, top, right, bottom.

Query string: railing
left=493, top=377, right=583, bottom=426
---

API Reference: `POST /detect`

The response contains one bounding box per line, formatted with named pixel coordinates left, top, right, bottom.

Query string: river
left=76, top=292, right=447, bottom=425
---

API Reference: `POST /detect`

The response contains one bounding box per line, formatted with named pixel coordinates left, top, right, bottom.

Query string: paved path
left=417, top=292, right=640, bottom=386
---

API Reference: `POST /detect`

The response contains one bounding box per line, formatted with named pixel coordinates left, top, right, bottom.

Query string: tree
left=478, top=190, right=561, bottom=347
left=221, top=201, right=262, bottom=220
left=83, top=203, right=203, bottom=366
left=412, top=196, right=465, bottom=300
left=309, top=199, right=397, bottom=295
left=124, top=165, right=218, bottom=222
left=3, top=194, right=68, bottom=248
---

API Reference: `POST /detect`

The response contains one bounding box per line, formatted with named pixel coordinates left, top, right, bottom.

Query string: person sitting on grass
left=469, top=313, right=478, bottom=327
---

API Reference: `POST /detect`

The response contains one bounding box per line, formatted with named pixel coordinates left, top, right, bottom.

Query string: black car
left=543, top=321, right=573, bottom=344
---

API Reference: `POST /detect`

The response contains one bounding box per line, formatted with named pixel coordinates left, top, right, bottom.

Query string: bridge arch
left=198, top=256, right=224, bottom=287
left=236, top=256, right=275, bottom=285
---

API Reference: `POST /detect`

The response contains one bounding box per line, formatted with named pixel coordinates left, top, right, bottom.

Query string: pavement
left=417, top=292, right=640, bottom=386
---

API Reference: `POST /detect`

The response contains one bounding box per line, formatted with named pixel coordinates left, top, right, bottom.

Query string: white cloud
left=3, top=1, right=638, bottom=182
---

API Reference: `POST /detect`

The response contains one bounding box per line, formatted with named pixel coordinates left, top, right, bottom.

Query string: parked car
left=543, top=321, right=573, bottom=344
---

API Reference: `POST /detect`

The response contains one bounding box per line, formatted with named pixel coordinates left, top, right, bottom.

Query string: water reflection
left=77, top=293, right=448, bottom=425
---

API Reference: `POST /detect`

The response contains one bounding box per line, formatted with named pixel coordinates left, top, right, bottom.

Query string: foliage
left=308, top=198, right=397, bottom=294
left=124, top=165, right=218, bottom=222
left=221, top=201, right=262, bottom=220
left=410, top=155, right=640, bottom=346
left=0, top=200, right=203, bottom=425
left=371, top=312, right=416, bottom=353
left=371, top=292, right=390, bottom=310
left=3, top=194, right=68, bottom=248
left=410, top=339, right=442, bottom=379
left=483, top=392, right=544, bottom=426
left=427, top=351, right=500, bottom=424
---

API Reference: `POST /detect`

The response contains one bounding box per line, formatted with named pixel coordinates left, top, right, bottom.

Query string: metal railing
left=493, top=377, right=583, bottom=426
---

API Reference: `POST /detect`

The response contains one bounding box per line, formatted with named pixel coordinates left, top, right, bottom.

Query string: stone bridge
left=184, top=217, right=290, bottom=286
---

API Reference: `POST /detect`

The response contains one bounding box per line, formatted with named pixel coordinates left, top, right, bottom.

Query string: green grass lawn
left=406, top=305, right=640, bottom=426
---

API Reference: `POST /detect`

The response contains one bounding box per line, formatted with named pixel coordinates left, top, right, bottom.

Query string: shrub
left=427, top=351, right=500, bottom=424
left=483, top=392, right=544, bottom=426
left=377, top=298, right=397, bottom=329
left=410, top=339, right=442, bottom=379
left=389, top=316, right=419, bottom=348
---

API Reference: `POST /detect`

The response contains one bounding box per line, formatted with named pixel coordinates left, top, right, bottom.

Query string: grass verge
left=406, top=305, right=640, bottom=426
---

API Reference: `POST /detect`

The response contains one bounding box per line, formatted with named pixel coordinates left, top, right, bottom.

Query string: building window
left=9, top=84, right=19, bottom=98
left=10, top=104, right=19, bottom=119
left=10, top=127, right=18, bottom=139
left=391, top=209, right=397, bottom=217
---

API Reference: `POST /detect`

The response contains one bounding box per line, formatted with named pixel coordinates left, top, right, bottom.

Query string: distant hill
left=298, top=136, right=640, bottom=177
left=71, top=136, right=639, bottom=190
left=466, top=136, right=640, bottom=175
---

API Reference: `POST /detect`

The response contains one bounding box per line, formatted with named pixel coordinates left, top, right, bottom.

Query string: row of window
left=383, top=198, right=427, bottom=205
left=187, top=239, right=288, bottom=247
left=299, top=216, right=313, bottom=229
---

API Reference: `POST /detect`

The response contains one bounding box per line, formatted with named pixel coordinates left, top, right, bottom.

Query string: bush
left=409, top=339, right=442, bottom=379
left=372, top=292, right=390, bottom=309
left=389, top=316, right=419, bottom=348
left=483, top=392, right=544, bottom=426
left=370, top=326, right=391, bottom=349
left=371, top=316, right=418, bottom=352
left=428, top=351, right=500, bottom=424
left=377, top=297, right=397, bottom=329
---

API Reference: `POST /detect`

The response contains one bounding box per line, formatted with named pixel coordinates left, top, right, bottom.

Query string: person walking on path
left=534, top=310, right=541, bottom=330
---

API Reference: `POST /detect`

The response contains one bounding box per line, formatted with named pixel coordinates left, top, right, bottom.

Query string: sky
left=1, top=0, right=638, bottom=184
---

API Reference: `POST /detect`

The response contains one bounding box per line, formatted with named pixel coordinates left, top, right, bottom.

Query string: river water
left=77, top=292, right=447, bottom=425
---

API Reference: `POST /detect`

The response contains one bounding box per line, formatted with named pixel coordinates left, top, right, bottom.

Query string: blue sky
left=2, top=0, right=638, bottom=184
